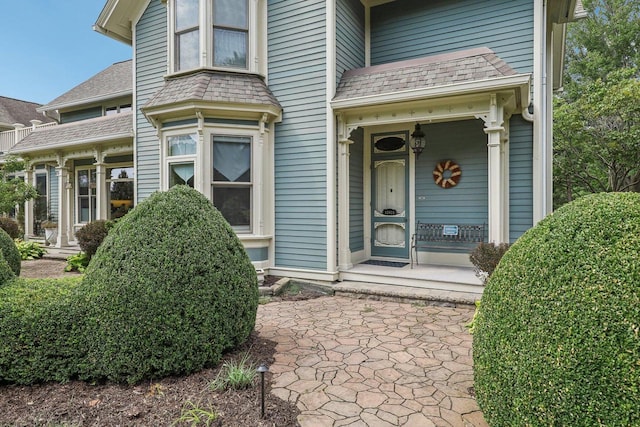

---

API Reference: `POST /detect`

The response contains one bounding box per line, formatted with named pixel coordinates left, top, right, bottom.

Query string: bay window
left=172, top=0, right=255, bottom=73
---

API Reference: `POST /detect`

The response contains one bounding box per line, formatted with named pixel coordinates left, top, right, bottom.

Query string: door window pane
left=108, top=167, right=134, bottom=219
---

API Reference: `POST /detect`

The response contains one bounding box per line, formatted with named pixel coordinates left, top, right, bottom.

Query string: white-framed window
left=76, top=168, right=97, bottom=223
left=107, top=165, right=135, bottom=219
left=105, top=104, right=132, bottom=116
left=170, top=0, right=260, bottom=73
left=166, top=133, right=198, bottom=188
left=212, top=135, right=252, bottom=232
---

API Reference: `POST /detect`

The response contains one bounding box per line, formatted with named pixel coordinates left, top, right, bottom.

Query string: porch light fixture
left=410, top=123, right=426, bottom=158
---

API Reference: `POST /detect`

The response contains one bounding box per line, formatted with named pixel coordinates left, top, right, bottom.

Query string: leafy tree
left=554, top=0, right=640, bottom=207
left=0, top=156, right=37, bottom=215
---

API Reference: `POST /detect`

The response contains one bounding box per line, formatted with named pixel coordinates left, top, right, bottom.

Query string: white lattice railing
left=0, top=122, right=57, bottom=154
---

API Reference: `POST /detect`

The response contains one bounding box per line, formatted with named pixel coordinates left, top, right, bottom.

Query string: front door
left=371, top=131, right=409, bottom=259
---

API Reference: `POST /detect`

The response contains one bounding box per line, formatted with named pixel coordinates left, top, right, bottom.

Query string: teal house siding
left=48, top=167, right=58, bottom=221
left=269, top=0, right=328, bottom=270
left=349, top=130, right=364, bottom=252
left=135, top=0, right=166, bottom=202
left=415, top=119, right=488, bottom=227
left=370, top=0, right=533, bottom=74
left=509, top=115, right=533, bottom=242
left=60, top=107, right=102, bottom=124
left=336, top=0, right=365, bottom=85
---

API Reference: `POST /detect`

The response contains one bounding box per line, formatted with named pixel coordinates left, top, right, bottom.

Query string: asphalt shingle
left=0, top=97, right=54, bottom=128
left=334, top=47, right=519, bottom=101
left=10, top=112, right=133, bottom=153
left=144, top=71, right=282, bottom=110
left=41, top=60, right=132, bottom=111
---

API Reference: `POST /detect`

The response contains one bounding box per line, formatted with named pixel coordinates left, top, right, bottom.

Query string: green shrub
left=74, top=220, right=112, bottom=259
left=76, top=185, right=259, bottom=383
left=0, top=277, right=83, bottom=383
left=469, top=242, right=510, bottom=284
left=0, top=228, right=20, bottom=276
left=0, top=252, right=15, bottom=287
left=473, top=192, right=640, bottom=426
left=0, top=217, right=21, bottom=239
left=15, top=239, right=46, bottom=260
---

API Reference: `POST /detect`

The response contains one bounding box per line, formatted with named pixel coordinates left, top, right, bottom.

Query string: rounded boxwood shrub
left=76, top=185, right=259, bottom=383
left=74, top=219, right=112, bottom=259
left=0, top=227, right=20, bottom=276
left=473, top=192, right=640, bottom=426
left=0, top=252, right=15, bottom=287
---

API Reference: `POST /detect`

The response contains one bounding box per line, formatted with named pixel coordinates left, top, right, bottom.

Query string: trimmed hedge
left=76, top=185, right=259, bottom=383
left=0, top=277, right=83, bottom=383
left=0, top=228, right=20, bottom=276
left=473, top=193, right=640, bottom=426
left=0, top=252, right=15, bottom=287
left=0, top=186, right=258, bottom=385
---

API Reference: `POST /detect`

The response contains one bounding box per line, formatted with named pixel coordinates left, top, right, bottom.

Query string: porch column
left=23, top=167, right=34, bottom=239
left=55, top=162, right=69, bottom=247
left=337, top=114, right=353, bottom=270
left=94, top=149, right=108, bottom=220
left=482, top=94, right=507, bottom=243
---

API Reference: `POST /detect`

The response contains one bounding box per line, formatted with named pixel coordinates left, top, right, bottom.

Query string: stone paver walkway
left=257, top=296, right=487, bottom=427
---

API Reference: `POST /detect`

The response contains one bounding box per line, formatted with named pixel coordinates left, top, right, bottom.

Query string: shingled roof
left=10, top=112, right=133, bottom=154
left=143, top=71, right=281, bottom=111
left=0, top=96, right=53, bottom=129
left=40, top=60, right=132, bottom=111
left=334, top=47, right=519, bottom=101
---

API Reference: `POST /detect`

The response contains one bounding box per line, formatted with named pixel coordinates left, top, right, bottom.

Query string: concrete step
left=333, top=281, right=481, bottom=307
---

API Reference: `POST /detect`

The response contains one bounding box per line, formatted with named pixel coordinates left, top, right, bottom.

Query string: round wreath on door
left=433, top=160, right=461, bottom=188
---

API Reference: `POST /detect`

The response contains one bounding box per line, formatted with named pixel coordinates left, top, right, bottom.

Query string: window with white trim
left=211, top=135, right=252, bottom=231
left=77, top=168, right=97, bottom=223
left=171, top=0, right=255, bottom=73
left=167, top=133, right=197, bottom=188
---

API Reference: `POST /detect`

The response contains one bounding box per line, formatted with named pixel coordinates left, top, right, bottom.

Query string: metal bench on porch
left=410, top=221, right=486, bottom=268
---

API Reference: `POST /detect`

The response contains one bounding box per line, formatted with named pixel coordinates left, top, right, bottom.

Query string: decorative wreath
left=433, top=160, right=462, bottom=189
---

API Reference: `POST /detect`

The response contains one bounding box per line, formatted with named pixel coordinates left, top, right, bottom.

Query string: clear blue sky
left=0, top=0, right=132, bottom=105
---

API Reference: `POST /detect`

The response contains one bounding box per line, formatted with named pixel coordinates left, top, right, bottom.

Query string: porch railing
left=0, top=122, right=57, bottom=155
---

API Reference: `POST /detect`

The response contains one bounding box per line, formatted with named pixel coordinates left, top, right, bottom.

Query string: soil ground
left=1, top=259, right=301, bottom=426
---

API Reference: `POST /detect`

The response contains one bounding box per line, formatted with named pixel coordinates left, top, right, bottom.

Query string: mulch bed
left=1, top=259, right=301, bottom=426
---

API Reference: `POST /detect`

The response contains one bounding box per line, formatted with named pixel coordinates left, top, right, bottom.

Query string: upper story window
left=105, top=104, right=132, bottom=116
left=172, top=0, right=256, bottom=73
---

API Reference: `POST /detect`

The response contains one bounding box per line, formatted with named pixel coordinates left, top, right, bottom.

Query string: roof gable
left=0, top=97, right=54, bottom=129
left=40, top=60, right=133, bottom=113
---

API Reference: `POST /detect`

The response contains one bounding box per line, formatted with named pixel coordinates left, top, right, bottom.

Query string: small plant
left=64, top=252, right=89, bottom=273
left=0, top=217, right=21, bottom=239
left=465, top=300, right=481, bottom=335
left=173, top=400, right=218, bottom=426
left=469, top=242, right=511, bottom=284
left=14, top=239, right=46, bottom=260
left=210, top=352, right=257, bottom=391
left=75, top=220, right=112, bottom=259
left=362, top=304, right=375, bottom=313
